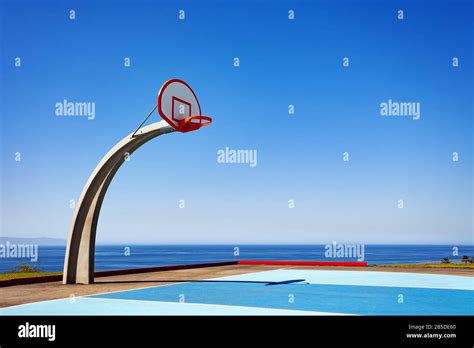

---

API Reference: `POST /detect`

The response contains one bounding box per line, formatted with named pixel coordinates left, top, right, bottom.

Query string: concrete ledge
left=0, top=261, right=238, bottom=287
left=93, top=261, right=238, bottom=277
left=0, top=274, right=64, bottom=287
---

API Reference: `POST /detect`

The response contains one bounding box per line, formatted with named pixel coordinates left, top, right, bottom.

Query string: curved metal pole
left=63, top=120, right=175, bottom=284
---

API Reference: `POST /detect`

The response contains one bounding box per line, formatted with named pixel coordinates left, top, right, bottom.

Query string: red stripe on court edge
left=238, top=260, right=367, bottom=267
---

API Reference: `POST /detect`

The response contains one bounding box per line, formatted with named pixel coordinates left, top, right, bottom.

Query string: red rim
left=187, top=115, right=212, bottom=125
left=179, top=116, right=212, bottom=133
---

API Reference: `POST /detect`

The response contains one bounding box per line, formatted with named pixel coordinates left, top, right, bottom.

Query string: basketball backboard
left=157, top=79, right=211, bottom=132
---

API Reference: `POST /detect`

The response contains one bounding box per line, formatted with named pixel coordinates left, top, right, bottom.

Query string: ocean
left=1, top=244, right=473, bottom=273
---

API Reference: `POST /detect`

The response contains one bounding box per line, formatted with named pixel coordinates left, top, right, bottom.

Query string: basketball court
left=2, top=266, right=472, bottom=316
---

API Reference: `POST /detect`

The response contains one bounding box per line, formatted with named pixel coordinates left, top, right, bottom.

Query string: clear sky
left=1, top=0, right=472, bottom=244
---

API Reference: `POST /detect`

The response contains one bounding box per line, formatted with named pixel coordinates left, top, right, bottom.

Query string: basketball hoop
left=157, top=79, right=212, bottom=132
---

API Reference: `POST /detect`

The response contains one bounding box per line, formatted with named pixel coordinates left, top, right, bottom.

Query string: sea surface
left=0, top=244, right=473, bottom=273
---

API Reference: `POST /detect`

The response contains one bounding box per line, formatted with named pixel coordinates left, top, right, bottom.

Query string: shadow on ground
left=97, top=279, right=308, bottom=286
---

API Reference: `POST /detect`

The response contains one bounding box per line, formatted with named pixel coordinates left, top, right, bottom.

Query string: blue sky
left=1, top=0, right=472, bottom=244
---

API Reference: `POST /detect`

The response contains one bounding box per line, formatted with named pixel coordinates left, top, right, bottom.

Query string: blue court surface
left=2, top=270, right=473, bottom=316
